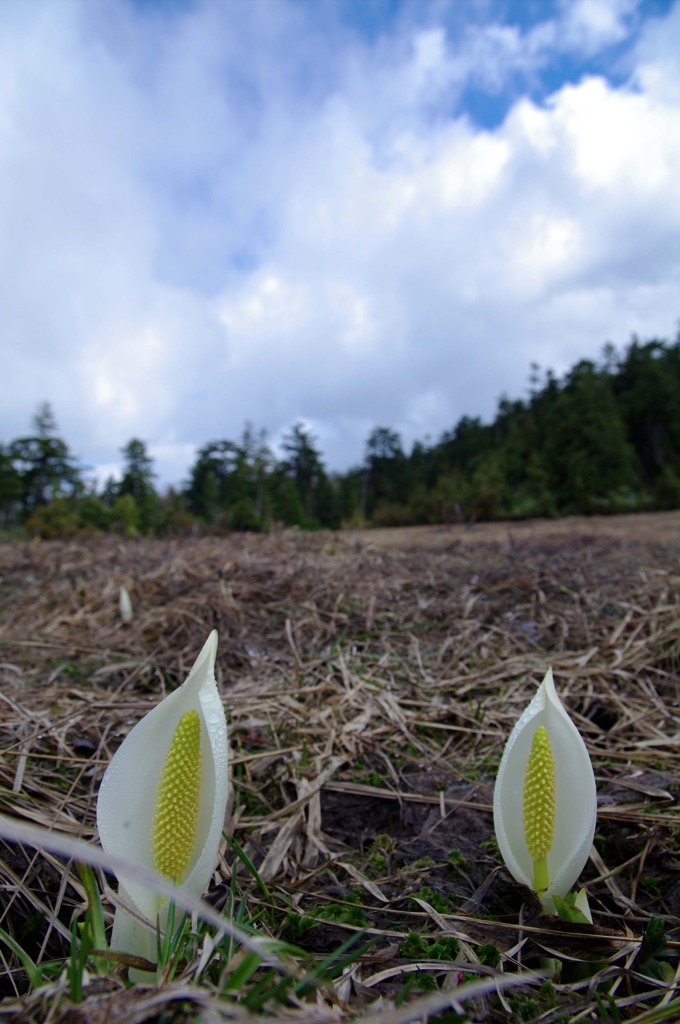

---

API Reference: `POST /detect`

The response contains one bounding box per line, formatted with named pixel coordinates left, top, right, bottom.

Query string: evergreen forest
left=2, top=334, right=679, bottom=538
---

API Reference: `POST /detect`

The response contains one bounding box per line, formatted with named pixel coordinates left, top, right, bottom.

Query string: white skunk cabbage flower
left=493, top=667, right=596, bottom=916
left=97, top=630, right=228, bottom=966
left=119, top=585, right=133, bottom=624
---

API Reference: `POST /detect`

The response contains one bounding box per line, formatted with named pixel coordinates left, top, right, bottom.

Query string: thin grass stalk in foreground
left=0, top=813, right=290, bottom=973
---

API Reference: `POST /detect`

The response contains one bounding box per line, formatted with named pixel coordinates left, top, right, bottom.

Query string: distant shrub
left=25, top=499, right=80, bottom=539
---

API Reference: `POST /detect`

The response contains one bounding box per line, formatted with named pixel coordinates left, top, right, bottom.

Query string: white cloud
left=558, top=0, right=639, bottom=54
left=554, top=76, right=680, bottom=193
left=632, top=0, right=680, bottom=102
left=0, top=0, right=679, bottom=486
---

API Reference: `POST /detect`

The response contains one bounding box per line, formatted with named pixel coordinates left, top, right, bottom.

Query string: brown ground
left=364, top=510, right=680, bottom=547
left=0, top=511, right=678, bottom=1021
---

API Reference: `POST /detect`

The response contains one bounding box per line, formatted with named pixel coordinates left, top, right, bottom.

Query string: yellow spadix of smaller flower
left=523, top=725, right=555, bottom=893
left=493, top=668, right=596, bottom=915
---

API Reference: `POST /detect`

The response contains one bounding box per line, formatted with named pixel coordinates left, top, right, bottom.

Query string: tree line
left=1, top=333, right=679, bottom=538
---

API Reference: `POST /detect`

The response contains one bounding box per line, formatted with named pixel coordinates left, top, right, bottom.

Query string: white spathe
left=97, top=630, right=228, bottom=964
left=493, top=667, right=596, bottom=914
left=119, top=585, right=133, bottom=623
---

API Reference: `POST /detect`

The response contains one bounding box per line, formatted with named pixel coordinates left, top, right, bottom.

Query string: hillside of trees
left=1, top=334, right=679, bottom=539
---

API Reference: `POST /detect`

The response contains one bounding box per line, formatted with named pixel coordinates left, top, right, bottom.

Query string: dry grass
left=0, top=511, right=679, bottom=1022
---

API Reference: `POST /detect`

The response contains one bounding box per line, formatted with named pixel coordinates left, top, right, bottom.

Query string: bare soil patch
left=0, top=513, right=679, bottom=1021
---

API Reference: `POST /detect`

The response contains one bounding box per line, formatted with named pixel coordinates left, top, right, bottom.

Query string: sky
left=1, top=0, right=680, bottom=489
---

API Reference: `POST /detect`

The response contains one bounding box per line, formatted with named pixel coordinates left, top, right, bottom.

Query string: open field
left=0, top=512, right=679, bottom=1022
left=364, top=510, right=680, bottom=548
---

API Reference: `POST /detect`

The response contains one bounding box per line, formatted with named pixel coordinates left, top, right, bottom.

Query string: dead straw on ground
left=0, top=514, right=679, bottom=1022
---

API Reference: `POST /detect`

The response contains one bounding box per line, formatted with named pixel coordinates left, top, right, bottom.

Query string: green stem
left=533, top=855, right=550, bottom=893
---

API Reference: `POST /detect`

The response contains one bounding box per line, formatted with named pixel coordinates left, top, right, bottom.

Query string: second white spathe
left=493, top=667, right=597, bottom=914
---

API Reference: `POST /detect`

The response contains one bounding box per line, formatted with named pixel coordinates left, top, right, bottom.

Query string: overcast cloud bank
left=1, top=0, right=679, bottom=487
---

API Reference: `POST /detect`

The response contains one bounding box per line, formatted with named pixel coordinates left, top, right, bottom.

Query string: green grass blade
left=225, top=834, right=272, bottom=901
left=75, top=862, right=108, bottom=974
left=0, top=925, right=44, bottom=990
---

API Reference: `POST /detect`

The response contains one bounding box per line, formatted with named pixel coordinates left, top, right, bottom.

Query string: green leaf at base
left=552, top=889, right=592, bottom=924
